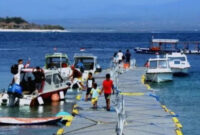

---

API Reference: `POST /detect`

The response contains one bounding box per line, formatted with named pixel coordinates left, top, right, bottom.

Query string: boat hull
left=146, top=73, right=173, bottom=83
left=171, top=67, right=189, bottom=75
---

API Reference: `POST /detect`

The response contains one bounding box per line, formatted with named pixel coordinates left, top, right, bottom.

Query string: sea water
left=0, top=32, right=200, bottom=135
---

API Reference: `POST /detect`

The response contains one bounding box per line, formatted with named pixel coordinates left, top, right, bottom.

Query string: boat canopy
left=74, top=53, right=96, bottom=58
left=152, top=39, right=179, bottom=44
left=74, top=53, right=97, bottom=71
left=45, top=53, right=69, bottom=69
left=149, top=58, right=169, bottom=69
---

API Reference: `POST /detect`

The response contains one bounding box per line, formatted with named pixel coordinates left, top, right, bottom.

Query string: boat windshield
left=149, top=60, right=168, bottom=69
left=46, top=57, right=69, bottom=69
left=158, top=60, right=168, bottom=69
left=168, top=57, right=186, bottom=61
left=75, top=58, right=94, bottom=70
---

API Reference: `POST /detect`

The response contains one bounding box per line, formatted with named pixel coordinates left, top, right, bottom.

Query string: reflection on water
left=0, top=101, right=74, bottom=118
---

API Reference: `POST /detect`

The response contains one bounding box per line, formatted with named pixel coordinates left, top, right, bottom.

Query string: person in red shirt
left=101, top=73, right=113, bottom=111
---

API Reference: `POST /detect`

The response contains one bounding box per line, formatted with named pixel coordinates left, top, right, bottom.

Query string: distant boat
left=166, top=52, right=190, bottom=75
left=80, top=48, right=86, bottom=52
left=145, top=55, right=173, bottom=83
left=134, top=39, right=180, bottom=54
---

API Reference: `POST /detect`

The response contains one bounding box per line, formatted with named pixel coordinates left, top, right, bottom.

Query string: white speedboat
left=44, top=52, right=72, bottom=80
left=166, top=52, right=190, bottom=75
left=0, top=68, right=70, bottom=106
left=145, top=56, right=173, bottom=83
left=73, top=53, right=101, bottom=81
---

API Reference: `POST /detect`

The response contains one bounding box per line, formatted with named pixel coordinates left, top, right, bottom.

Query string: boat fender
left=37, top=96, right=44, bottom=105
left=66, top=121, right=72, bottom=127
left=72, top=109, right=79, bottom=115
left=175, top=129, right=183, bottom=135
left=76, top=94, right=81, bottom=100
left=161, top=105, right=169, bottom=112
left=51, top=93, right=60, bottom=102
left=172, top=117, right=179, bottom=123
left=56, top=128, right=64, bottom=135
left=176, top=123, right=183, bottom=128
left=59, top=91, right=64, bottom=100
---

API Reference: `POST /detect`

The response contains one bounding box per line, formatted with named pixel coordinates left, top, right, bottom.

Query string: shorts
left=86, top=88, right=92, bottom=95
left=104, top=94, right=111, bottom=100
left=91, top=98, right=98, bottom=105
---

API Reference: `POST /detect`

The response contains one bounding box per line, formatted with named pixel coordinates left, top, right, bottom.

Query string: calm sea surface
left=0, top=32, right=200, bottom=135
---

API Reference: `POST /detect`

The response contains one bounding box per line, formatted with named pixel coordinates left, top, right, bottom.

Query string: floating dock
left=57, top=67, right=182, bottom=135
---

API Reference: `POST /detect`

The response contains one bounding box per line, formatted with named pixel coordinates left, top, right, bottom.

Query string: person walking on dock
left=85, top=72, right=95, bottom=101
left=117, top=50, right=123, bottom=64
left=90, top=83, right=101, bottom=109
left=101, top=73, right=113, bottom=111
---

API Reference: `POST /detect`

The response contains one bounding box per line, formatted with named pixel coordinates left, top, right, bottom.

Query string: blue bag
left=8, top=84, right=22, bottom=95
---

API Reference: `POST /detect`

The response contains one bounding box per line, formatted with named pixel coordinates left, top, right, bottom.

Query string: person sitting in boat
left=60, top=63, right=72, bottom=81
left=76, top=60, right=85, bottom=73
left=144, top=60, right=150, bottom=68
left=33, top=67, right=45, bottom=93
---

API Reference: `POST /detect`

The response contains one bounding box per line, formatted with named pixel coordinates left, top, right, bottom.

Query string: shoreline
left=0, top=29, right=69, bottom=33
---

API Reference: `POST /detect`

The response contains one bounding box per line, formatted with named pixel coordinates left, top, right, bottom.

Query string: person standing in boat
left=101, top=73, right=113, bottom=111
left=76, top=60, right=85, bottom=73
left=85, top=72, right=95, bottom=101
left=33, top=67, right=45, bottom=93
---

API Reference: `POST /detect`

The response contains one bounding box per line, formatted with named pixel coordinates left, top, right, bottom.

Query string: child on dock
left=90, top=83, right=101, bottom=109
left=85, top=72, right=95, bottom=101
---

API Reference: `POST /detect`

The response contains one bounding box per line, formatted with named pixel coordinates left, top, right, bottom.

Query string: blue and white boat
left=166, top=52, right=190, bottom=75
left=145, top=56, right=173, bottom=83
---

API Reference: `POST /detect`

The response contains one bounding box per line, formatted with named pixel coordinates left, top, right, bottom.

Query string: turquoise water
left=0, top=32, right=200, bottom=134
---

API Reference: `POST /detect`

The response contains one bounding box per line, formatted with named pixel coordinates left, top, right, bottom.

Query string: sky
left=0, top=0, right=200, bottom=31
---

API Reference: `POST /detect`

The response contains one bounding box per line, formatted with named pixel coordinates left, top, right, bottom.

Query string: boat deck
left=59, top=67, right=177, bottom=135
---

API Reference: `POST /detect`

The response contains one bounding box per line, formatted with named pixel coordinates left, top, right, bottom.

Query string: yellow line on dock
left=120, top=92, right=145, bottom=96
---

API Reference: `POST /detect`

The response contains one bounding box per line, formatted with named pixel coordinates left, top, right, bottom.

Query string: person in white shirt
left=60, top=63, right=72, bottom=81
left=117, top=50, right=123, bottom=64
left=14, top=59, right=24, bottom=85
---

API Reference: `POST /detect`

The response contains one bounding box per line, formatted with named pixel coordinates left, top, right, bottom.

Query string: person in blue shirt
left=76, top=60, right=84, bottom=73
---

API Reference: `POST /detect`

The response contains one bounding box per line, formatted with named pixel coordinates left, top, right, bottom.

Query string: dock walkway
left=61, top=67, right=176, bottom=135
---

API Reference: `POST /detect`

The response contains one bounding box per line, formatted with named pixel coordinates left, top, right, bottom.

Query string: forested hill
left=0, top=17, right=64, bottom=30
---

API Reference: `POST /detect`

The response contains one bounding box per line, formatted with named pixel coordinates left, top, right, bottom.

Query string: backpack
left=11, top=64, right=18, bottom=75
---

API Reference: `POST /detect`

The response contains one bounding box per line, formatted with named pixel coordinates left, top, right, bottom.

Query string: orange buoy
left=51, top=93, right=60, bottom=102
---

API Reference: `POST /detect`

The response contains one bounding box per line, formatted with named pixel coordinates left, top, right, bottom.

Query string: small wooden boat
left=0, top=117, right=62, bottom=125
